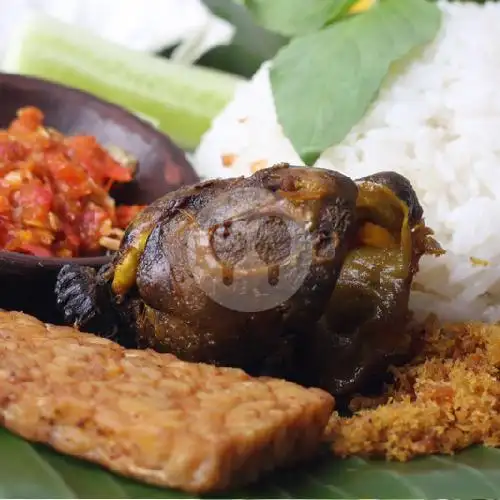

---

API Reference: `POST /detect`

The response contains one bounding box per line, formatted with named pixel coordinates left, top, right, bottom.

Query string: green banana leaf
left=1, top=426, right=499, bottom=498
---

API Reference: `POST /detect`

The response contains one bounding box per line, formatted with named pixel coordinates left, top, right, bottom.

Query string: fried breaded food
left=0, top=311, right=334, bottom=493
left=327, top=318, right=500, bottom=461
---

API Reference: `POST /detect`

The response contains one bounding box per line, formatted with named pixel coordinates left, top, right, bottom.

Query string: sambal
left=0, top=106, right=145, bottom=258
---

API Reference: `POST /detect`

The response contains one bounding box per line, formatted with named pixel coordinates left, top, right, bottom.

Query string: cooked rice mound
left=194, top=0, right=500, bottom=323
left=326, top=319, right=500, bottom=461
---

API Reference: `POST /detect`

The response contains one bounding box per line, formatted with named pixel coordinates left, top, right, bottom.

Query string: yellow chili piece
left=358, top=222, right=398, bottom=249
left=470, top=256, right=490, bottom=267
left=349, top=0, right=378, bottom=14
left=111, top=230, right=151, bottom=298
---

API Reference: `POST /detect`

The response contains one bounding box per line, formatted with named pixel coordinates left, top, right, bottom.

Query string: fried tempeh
left=0, top=311, right=334, bottom=493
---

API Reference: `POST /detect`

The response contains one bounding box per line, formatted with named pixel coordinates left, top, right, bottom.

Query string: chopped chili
left=0, top=106, right=145, bottom=258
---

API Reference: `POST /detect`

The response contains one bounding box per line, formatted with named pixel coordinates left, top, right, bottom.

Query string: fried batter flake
left=327, top=319, right=500, bottom=461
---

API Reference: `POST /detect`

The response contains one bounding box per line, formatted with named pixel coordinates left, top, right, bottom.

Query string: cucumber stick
left=3, top=13, right=244, bottom=150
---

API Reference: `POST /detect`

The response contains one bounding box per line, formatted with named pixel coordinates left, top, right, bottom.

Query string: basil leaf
left=243, top=0, right=359, bottom=37
left=199, top=0, right=288, bottom=78
left=270, top=0, right=441, bottom=164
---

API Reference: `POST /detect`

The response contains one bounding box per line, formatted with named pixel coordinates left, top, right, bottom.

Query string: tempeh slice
left=0, top=311, right=334, bottom=493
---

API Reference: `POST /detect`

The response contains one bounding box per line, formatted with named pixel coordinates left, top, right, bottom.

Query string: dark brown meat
left=297, top=172, right=443, bottom=397
left=56, top=164, right=359, bottom=375
left=55, top=166, right=443, bottom=399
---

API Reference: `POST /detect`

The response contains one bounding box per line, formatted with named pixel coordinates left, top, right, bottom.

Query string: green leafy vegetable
left=269, top=0, right=441, bottom=164
left=243, top=0, right=359, bottom=37
left=199, top=0, right=287, bottom=78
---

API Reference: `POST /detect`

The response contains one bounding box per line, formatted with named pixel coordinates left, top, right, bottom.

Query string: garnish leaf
left=243, top=0, right=359, bottom=37
left=200, top=0, right=288, bottom=78
left=1, top=428, right=500, bottom=498
left=270, top=0, right=441, bottom=164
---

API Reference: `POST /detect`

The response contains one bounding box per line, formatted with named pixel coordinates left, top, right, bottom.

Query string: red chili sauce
left=0, top=107, right=145, bottom=258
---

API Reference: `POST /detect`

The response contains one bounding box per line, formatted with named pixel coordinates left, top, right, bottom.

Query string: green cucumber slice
left=3, top=13, right=244, bottom=151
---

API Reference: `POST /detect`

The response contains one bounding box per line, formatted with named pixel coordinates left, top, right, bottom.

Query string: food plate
left=0, top=1, right=499, bottom=498
left=0, top=431, right=498, bottom=499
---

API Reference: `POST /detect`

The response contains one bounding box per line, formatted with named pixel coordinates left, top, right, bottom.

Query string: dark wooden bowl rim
left=0, top=72, right=194, bottom=269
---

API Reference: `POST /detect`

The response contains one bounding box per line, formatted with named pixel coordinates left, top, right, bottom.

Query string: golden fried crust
left=0, top=311, right=334, bottom=493
left=327, top=320, right=500, bottom=461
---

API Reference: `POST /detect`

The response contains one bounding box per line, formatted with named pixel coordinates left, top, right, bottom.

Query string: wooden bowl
left=0, top=73, right=199, bottom=323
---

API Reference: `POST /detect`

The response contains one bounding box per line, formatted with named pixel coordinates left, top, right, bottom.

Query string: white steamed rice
left=194, top=0, right=500, bottom=323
